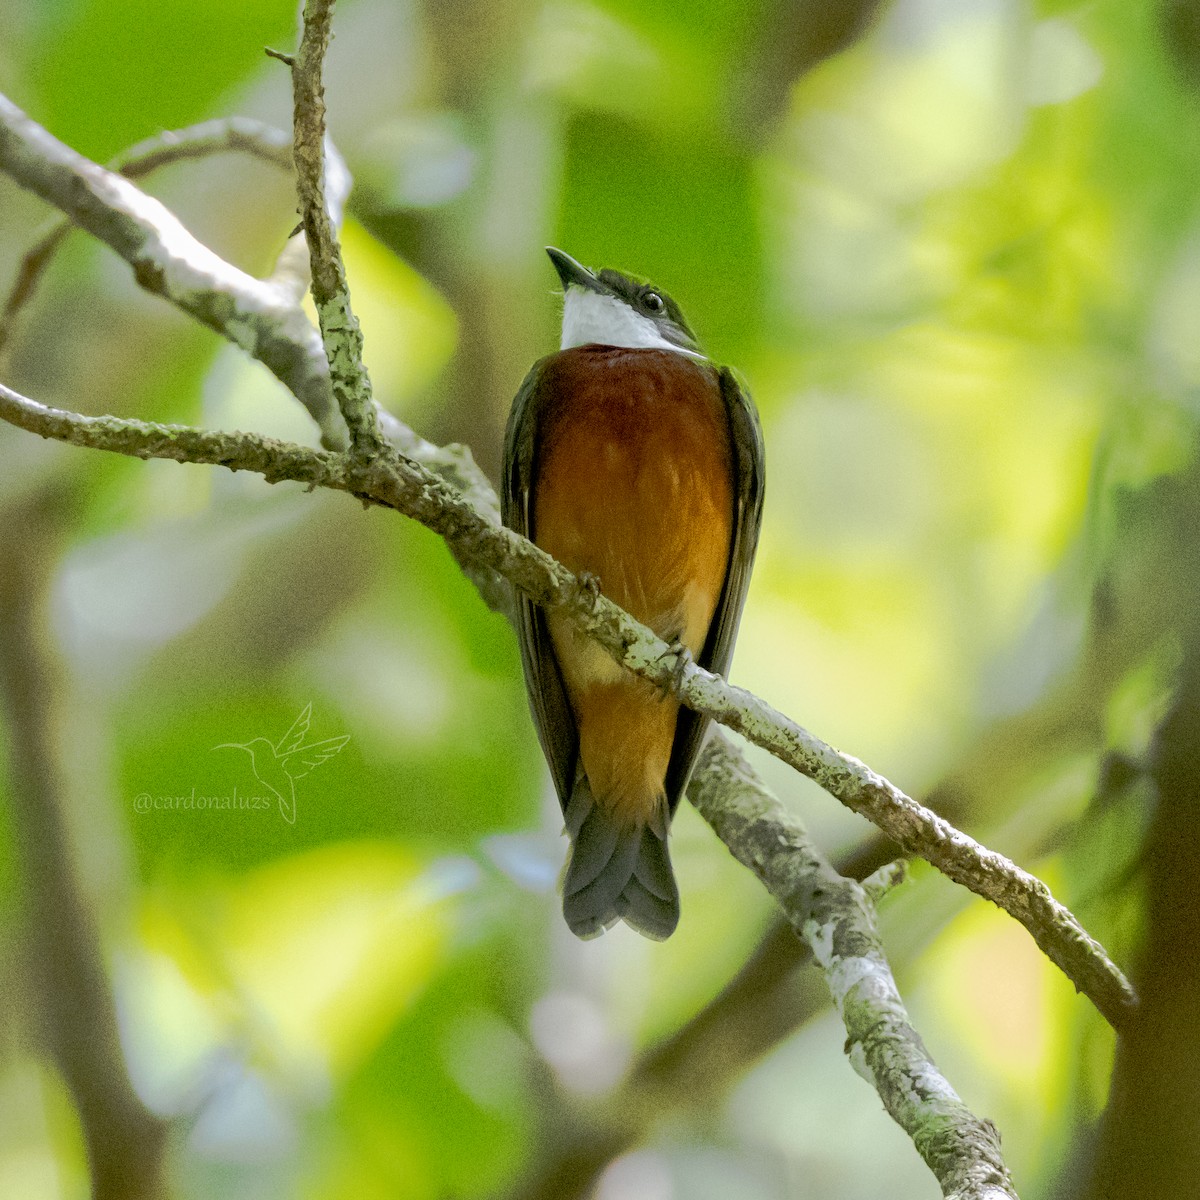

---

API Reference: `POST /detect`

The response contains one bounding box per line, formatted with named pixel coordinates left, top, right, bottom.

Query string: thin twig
left=0, top=379, right=1137, bottom=1031
left=288, top=0, right=383, bottom=457
left=862, top=857, right=909, bottom=902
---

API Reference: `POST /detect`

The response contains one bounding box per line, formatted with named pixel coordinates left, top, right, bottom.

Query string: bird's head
left=546, top=247, right=704, bottom=360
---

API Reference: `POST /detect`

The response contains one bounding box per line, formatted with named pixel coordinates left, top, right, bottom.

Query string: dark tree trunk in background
left=1083, top=652, right=1200, bottom=1196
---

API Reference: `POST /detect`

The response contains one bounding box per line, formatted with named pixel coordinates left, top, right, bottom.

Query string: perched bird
left=502, top=248, right=765, bottom=940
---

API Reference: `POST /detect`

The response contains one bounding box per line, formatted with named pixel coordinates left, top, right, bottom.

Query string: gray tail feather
left=561, top=778, right=680, bottom=941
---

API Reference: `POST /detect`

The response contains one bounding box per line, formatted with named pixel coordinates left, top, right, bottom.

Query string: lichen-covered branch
left=0, top=377, right=1136, bottom=1033
left=287, top=0, right=383, bottom=457
left=0, top=92, right=497, bottom=545
left=506, top=841, right=908, bottom=1200
left=693, top=737, right=1017, bottom=1200
left=686, top=675, right=1137, bottom=1031
left=0, top=92, right=345, bottom=446
left=0, top=116, right=297, bottom=357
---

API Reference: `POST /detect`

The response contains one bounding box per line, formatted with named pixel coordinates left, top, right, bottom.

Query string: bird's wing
left=663, top=365, right=766, bottom=811
left=284, top=735, right=351, bottom=779
left=502, top=360, right=579, bottom=809
left=275, top=703, right=313, bottom=756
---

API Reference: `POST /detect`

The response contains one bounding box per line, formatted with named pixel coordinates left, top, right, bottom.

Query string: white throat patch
left=560, top=288, right=704, bottom=359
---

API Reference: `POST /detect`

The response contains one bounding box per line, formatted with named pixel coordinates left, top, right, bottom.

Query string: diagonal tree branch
left=693, top=736, right=1016, bottom=1200
left=0, top=116, right=297, bottom=358
left=0, top=73, right=1138, bottom=1039
left=0, top=374, right=1136, bottom=1032
left=0, top=92, right=345, bottom=448
left=514, top=600, right=1153, bottom=1200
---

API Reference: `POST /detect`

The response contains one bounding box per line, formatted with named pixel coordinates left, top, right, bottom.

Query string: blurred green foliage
left=2, top=0, right=1198, bottom=1196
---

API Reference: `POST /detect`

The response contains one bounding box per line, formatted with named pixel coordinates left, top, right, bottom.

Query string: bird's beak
left=546, top=247, right=606, bottom=295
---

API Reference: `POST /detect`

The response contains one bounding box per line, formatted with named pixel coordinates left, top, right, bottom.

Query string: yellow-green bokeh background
left=1, top=0, right=1195, bottom=1196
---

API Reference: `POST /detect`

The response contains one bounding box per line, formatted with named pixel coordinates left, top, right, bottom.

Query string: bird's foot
left=656, top=639, right=693, bottom=698
left=577, top=571, right=602, bottom=611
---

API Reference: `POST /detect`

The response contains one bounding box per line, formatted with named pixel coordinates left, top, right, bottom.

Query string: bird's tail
left=561, top=777, right=680, bottom=940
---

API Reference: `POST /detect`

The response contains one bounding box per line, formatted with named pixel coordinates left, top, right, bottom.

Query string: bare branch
left=287, top=0, right=384, bottom=457
left=0, top=117, right=298, bottom=357
left=512, top=634, right=1146, bottom=1199
left=0, top=377, right=1136, bottom=1031
left=506, top=844, right=896, bottom=1200
left=694, top=737, right=1017, bottom=1200
left=862, top=856, right=909, bottom=902
left=505, top=746, right=1016, bottom=1200
left=691, top=677, right=1137, bottom=1031
left=0, top=93, right=345, bottom=447
left=0, top=92, right=501, bottom=580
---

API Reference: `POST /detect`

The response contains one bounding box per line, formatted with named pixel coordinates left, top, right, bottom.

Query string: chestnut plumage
left=503, top=249, right=765, bottom=939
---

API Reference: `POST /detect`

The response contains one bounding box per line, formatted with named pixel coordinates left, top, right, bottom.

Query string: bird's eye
left=644, top=292, right=665, bottom=313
